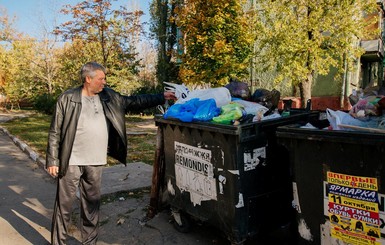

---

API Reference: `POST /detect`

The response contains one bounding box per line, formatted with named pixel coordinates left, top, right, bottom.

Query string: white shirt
left=69, top=95, right=108, bottom=165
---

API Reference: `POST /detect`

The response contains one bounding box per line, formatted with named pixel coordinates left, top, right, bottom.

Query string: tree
left=57, top=39, right=105, bottom=90
left=30, top=38, right=62, bottom=97
left=0, top=38, right=37, bottom=109
left=136, top=41, right=158, bottom=90
left=150, top=0, right=181, bottom=85
left=174, top=0, right=254, bottom=87
left=0, top=7, right=20, bottom=42
left=252, top=0, right=378, bottom=108
left=0, top=8, right=33, bottom=109
left=0, top=7, right=18, bottom=92
left=0, top=10, right=63, bottom=109
left=54, top=0, right=144, bottom=93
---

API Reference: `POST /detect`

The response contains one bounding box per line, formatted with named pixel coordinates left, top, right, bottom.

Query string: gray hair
left=80, top=62, right=106, bottom=83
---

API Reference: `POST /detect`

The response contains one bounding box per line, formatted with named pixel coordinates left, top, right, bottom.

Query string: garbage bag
left=225, top=78, right=251, bottom=100
left=212, top=102, right=245, bottom=125
left=235, top=99, right=269, bottom=116
left=193, top=99, right=220, bottom=122
left=163, top=99, right=199, bottom=122
left=349, top=98, right=379, bottom=118
left=251, top=88, right=280, bottom=110
left=176, top=87, right=231, bottom=108
left=164, top=82, right=190, bottom=100
left=326, top=108, right=376, bottom=130
left=164, top=98, right=220, bottom=122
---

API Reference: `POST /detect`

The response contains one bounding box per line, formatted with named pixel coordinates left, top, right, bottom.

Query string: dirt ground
left=126, top=116, right=158, bottom=133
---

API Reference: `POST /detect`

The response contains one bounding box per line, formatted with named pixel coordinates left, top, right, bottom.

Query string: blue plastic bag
left=193, top=99, right=220, bottom=122
left=164, top=98, right=220, bottom=122
left=163, top=99, right=199, bottom=122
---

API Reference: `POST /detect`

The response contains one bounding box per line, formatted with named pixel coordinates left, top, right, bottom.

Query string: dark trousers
left=51, top=165, right=103, bottom=245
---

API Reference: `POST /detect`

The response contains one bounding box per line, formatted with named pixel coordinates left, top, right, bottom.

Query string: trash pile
left=161, top=80, right=284, bottom=125
left=312, top=86, right=385, bottom=132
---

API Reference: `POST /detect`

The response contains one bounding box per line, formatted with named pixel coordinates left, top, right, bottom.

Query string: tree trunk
left=156, top=0, right=169, bottom=84
left=299, top=73, right=312, bottom=109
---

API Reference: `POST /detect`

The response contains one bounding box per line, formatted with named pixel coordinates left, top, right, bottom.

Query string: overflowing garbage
left=161, top=81, right=284, bottom=125
left=161, top=81, right=385, bottom=132
left=311, top=86, right=385, bottom=132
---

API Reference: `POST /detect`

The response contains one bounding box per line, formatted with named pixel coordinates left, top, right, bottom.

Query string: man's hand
left=47, top=166, right=59, bottom=178
left=164, top=91, right=177, bottom=101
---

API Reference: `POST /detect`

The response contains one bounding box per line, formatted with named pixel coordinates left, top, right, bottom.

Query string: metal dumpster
left=154, top=111, right=318, bottom=244
left=277, top=125, right=385, bottom=245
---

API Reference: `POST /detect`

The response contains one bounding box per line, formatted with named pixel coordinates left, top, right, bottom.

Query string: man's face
left=87, top=70, right=106, bottom=94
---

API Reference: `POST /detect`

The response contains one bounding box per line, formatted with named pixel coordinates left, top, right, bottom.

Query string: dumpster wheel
left=172, top=210, right=191, bottom=233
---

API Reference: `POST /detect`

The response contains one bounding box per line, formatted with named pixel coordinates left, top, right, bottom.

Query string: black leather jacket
left=46, top=85, right=165, bottom=177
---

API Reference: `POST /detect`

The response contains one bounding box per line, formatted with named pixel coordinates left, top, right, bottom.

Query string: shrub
left=33, top=94, right=57, bottom=115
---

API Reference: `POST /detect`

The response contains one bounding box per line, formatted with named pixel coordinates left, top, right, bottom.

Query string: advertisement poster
left=174, top=141, right=217, bottom=206
left=327, top=171, right=381, bottom=245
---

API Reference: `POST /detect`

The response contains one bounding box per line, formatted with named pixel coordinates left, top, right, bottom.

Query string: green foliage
left=106, top=65, right=141, bottom=95
left=149, top=0, right=181, bottom=84
left=252, top=0, right=378, bottom=104
left=33, top=93, right=57, bottom=115
left=1, top=39, right=36, bottom=108
left=56, top=40, right=105, bottom=92
left=175, top=0, right=254, bottom=86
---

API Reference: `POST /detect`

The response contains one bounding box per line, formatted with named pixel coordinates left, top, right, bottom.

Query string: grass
left=0, top=111, right=158, bottom=165
left=1, top=113, right=51, bottom=156
left=127, top=134, right=157, bottom=164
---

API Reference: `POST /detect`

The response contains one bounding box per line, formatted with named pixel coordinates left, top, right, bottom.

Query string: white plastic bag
left=235, top=99, right=269, bottom=115
left=163, top=82, right=190, bottom=100
left=326, top=108, right=367, bottom=130
left=175, top=87, right=231, bottom=108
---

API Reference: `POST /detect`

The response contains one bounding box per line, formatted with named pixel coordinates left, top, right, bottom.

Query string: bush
left=33, top=94, right=57, bottom=114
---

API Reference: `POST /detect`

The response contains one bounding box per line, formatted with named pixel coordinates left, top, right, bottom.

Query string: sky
left=0, top=0, right=151, bottom=39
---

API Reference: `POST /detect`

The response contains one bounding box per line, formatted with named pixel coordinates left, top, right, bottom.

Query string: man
left=46, top=61, right=176, bottom=244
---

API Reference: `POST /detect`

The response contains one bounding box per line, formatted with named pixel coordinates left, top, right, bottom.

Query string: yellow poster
left=327, top=172, right=378, bottom=191
left=331, top=227, right=381, bottom=245
left=327, top=171, right=381, bottom=244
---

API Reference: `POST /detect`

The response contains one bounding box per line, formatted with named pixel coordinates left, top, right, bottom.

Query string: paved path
left=0, top=130, right=54, bottom=244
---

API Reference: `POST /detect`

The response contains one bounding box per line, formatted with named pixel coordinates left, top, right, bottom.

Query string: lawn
left=0, top=112, right=158, bottom=165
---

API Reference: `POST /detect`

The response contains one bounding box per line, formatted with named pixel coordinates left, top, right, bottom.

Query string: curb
left=0, top=127, right=47, bottom=170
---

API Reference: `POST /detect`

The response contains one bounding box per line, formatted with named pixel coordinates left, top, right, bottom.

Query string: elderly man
left=46, top=61, right=175, bottom=244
